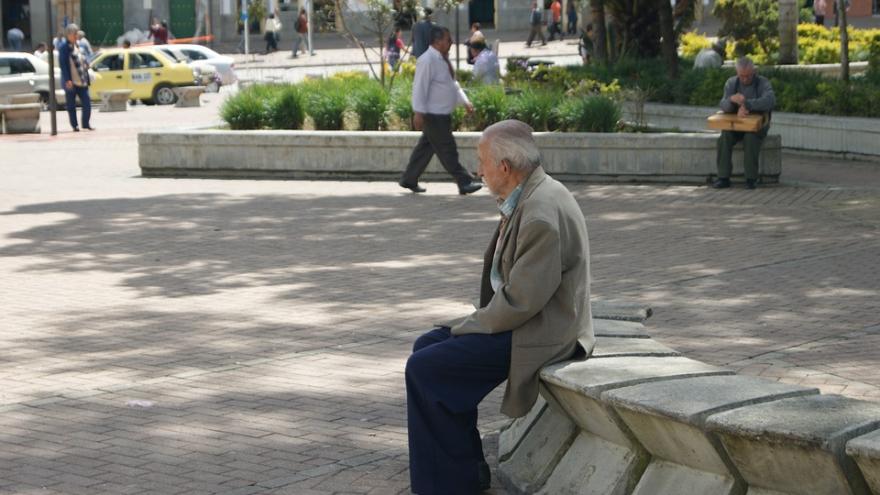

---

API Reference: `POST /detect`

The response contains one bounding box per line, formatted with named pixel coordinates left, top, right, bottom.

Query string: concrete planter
left=630, top=103, right=880, bottom=158
left=138, top=129, right=781, bottom=184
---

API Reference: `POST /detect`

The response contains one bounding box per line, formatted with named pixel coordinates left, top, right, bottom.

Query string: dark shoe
left=478, top=460, right=491, bottom=491
left=458, top=182, right=482, bottom=195
left=746, top=179, right=757, bottom=189
left=83, top=126, right=95, bottom=131
left=399, top=180, right=426, bottom=193
left=72, top=127, right=79, bottom=132
left=711, top=178, right=731, bottom=189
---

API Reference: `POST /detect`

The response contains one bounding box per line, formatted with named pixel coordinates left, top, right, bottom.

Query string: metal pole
left=243, top=0, right=250, bottom=55
left=45, top=0, right=57, bottom=135
left=307, top=0, right=314, bottom=56
left=455, top=3, right=460, bottom=71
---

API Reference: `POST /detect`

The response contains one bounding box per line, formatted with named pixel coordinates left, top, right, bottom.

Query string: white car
left=156, top=46, right=223, bottom=92
left=0, top=52, right=62, bottom=105
left=166, top=44, right=237, bottom=86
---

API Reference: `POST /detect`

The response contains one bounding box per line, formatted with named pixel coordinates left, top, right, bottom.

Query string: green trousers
left=716, top=126, right=769, bottom=181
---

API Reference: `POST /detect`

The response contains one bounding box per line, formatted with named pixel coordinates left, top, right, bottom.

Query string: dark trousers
left=406, top=327, right=511, bottom=495
left=64, top=85, right=91, bottom=130
left=401, top=114, right=474, bottom=187
left=526, top=24, right=546, bottom=46
left=716, top=127, right=768, bottom=181
left=548, top=21, right=563, bottom=40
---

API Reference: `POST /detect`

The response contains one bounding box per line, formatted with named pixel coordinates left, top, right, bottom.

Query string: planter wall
left=138, top=130, right=781, bottom=184
left=630, top=103, right=880, bottom=158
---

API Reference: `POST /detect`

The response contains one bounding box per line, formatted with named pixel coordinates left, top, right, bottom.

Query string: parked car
left=88, top=47, right=199, bottom=105
left=156, top=46, right=222, bottom=92
left=166, top=44, right=237, bottom=86
left=0, top=52, right=62, bottom=107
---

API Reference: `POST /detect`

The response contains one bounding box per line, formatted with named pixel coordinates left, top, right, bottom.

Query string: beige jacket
left=451, top=167, right=594, bottom=418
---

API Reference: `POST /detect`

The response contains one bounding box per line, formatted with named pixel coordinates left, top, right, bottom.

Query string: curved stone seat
left=593, top=318, right=650, bottom=339
left=846, top=430, right=880, bottom=494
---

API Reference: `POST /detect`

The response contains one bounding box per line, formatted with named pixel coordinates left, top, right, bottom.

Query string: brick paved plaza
left=1, top=88, right=879, bottom=494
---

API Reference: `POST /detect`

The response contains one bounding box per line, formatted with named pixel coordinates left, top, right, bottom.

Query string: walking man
left=59, top=24, right=94, bottom=132
left=713, top=57, right=775, bottom=190
left=548, top=0, right=564, bottom=41
left=292, top=8, right=310, bottom=57
left=526, top=1, right=546, bottom=47
left=399, top=26, right=482, bottom=195
left=411, top=7, right=434, bottom=58
left=406, top=119, right=594, bottom=493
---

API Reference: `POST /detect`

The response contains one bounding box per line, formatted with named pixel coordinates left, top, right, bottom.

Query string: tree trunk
left=658, top=0, right=678, bottom=78
left=778, top=0, right=799, bottom=64
left=840, top=0, right=850, bottom=82
left=591, top=0, right=608, bottom=64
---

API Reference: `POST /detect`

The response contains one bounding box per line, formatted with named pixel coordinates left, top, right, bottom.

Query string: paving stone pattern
left=0, top=93, right=878, bottom=494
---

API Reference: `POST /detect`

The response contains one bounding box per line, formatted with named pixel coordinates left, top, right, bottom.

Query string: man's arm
left=746, top=78, right=776, bottom=113
left=719, top=78, right=738, bottom=113
left=58, top=42, right=72, bottom=86
left=452, top=219, right=562, bottom=335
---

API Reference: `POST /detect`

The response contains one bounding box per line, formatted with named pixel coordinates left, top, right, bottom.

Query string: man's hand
left=413, top=112, right=424, bottom=131
left=730, top=93, right=746, bottom=106
left=64, top=80, right=73, bottom=90
left=737, top=105, right=749, bottom=118
left=465, top=102, right=474, bottom=114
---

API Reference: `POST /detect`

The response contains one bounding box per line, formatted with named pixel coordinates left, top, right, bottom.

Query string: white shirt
left=473, top=49, right=500, bottom=84
left=411, top=46, right=470, bottom=115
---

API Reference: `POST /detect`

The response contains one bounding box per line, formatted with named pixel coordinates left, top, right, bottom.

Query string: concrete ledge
left=99, top=89, right=131, bottom=112
left=138, top=129, right=782, bottom=184
left=0, top=103, right=41, bottom=134
left=173, top=86, right=205, bottom=108
left=630, top=103, right=880, bottom=158
left=499, top=313, right=880, bottom=495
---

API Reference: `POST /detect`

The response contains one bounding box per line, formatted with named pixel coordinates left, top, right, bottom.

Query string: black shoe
left=399, top=180, right=426, bottom=193
left=72, top=127, right=79, bottom=132
left=745, top=179, right=757, bottom=190
left=478, top=460, right=491, bottom=491
left=711, top=178, right=731, bottom=189
left=83, top=126, right=95, bottom=131
left=458, top=182, right=482, bottom=195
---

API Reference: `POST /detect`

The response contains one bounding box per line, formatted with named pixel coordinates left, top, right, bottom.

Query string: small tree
left=713, top=0, right=778, bottom=57
left=333, top=0, right=411, bottom=89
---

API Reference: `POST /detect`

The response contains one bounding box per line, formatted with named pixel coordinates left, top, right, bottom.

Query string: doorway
left=469, top=0, right=495, bottom=27
left=2, top=0, right=31, bottom=49
left=169, top=0, right=196, bottom=39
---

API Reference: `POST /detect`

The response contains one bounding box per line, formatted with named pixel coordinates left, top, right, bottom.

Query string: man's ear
left=500, top=159, right=511, bottom=173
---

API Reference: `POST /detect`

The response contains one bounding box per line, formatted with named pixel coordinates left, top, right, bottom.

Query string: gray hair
left=430, top=25, right=450, bottom=44
left=65, top=23, right=79, bottom=35
left=480, top=120, right=542, bottom=172
left=736, top=56, right=754, bottom=70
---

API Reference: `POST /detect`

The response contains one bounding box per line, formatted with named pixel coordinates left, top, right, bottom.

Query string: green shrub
left=267, top=85, right=305, bottom=130
left=685, top=67, right=735, bottom=106
left=467, top=85, right=508, bottom=130
left=507, top=89, right=558, bottom=131
left=349, top=80, right=389, bottom=130
left=713, top=0, right=778, bottom=56
left=303, top=80, right=347, bottom=130
left=558, top=95, right=621, bottom=133
left=220, top=85, right=274, bottom=130
left=869, top=34, right=880, bottom=82
left=389, top=78, right=414, bottom=129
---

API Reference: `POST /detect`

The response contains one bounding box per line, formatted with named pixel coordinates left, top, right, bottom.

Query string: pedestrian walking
left=264, top=13, right=281, bottom=53
left=814, top=0, right=827, bottom=25
left=578, top=24, right=594, bottom=65
left=292, top=8, right=310, bottom=57
left=33, top=43, right=48, bottom=61
left=77, top=30, right=93, bottom=60
left=465, top=22, right=483, bottom=64
left=411, top=8, right=433, bottom=58
left=6, top=25, right=24, bottom=51
left=399, top=26, right=482, bottom=195
left=567, top=1, right=578, bottom=36
left=385, top=27, right=407, bottom=70
left=525, top=1, right=546, bottom=47
left=149, top=19, right=169, bottom=45
left=548, top=0, right=564, bottom=41
left=59, top=24, right=94, bottom=133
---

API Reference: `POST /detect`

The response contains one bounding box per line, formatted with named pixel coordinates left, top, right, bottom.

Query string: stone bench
left=0, top=93, right=41, bottom=105
left=100, top=89, right=132, bottom=112
left=173, top=86, right=205, bottom=108
left=498, top=304, right=880, bottom=495
left=0, top=103, right=41, bottom=134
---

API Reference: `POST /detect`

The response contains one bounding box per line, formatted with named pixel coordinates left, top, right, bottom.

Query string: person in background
left=59, top=23, right=93, bottom=132
left=292, top=8, right=310, bottom=57
left=694, top=39, right=725, bottom=69
left=149, top=18, right=169, bottom=45
left=264, top=12, right=281, bottom=53
left=526, top=1, right=546, bottom=47
left=548, top=0, right=563, bottom=41
left=52, top=31, right=65, bottom=50
left=465, top=22, right=483, bottom=64
left=814, top=0, right=827, bottom=26
left=385, top=26, right=407, bottom=70
left=411, top=7, right=433, bottom=58
left=6, top=25, right=24, bottom=51
left=77, top=30, right=93, bottom=60
left=33, top=43, right=48, bottom=61
left=399, top=26, right=482, bottom=195
left=122, top=40, right=131, bottom=49
left=713, top=57, right=775, bottom=190
left=578, top=24, right=593, bottom=64
left=567, top=1, right=578, bottom=36
left=470, top=39, right=500, bottom=84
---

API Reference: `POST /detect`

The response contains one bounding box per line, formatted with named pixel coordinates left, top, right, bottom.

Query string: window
left=11, top=58, right=36, bottom=74
left=183, top=49, right=208, bottom=61
left=0, top=59, right=11, bottom=76
left=130, top=52, right=163, bottom=69
left=93, top=54, right=124, bottom=71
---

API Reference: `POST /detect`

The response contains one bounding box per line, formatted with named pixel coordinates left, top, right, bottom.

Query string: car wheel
left=153, top=83, right=177, bottom=105
left=39, top=92, right=59, bottom=111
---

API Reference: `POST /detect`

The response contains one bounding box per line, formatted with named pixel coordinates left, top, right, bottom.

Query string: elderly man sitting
left=405, top=119, right=594, bottom=494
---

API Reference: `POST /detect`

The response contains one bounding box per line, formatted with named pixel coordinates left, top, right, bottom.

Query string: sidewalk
left=1, top=81, right=879, bottom=495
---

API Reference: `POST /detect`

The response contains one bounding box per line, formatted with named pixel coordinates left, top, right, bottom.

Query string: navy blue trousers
left=64, top=85, right=91, bottom=130
left=405, top=327, right=512, bottom=495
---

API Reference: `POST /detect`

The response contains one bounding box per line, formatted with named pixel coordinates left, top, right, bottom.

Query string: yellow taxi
left=88, top=47, right=199, bottom=105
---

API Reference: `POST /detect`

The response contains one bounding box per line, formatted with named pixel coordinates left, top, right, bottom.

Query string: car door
left=88, top=52, right=126, bottom=100
left=127, top=51, right=165, bottom=100
left=0, top=56, right=37, bottom=100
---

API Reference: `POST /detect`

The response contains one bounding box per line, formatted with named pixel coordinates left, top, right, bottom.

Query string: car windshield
left=160, top=49, right=190, bottom=63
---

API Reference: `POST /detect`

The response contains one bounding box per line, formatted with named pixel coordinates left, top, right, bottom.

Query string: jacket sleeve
left=746, top=78, right=776, bottom=113
left=719, top=77, right=737, bottom=113
left=58, top=42, right=72, bottom=84
left=452, top=219, right=562, bottom=335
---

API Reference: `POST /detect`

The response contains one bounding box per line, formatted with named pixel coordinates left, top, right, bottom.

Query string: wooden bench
left=0, top=102, right=42, bottom=134
left=100, top=89, right=132, bottom=112
left=173, top=86, right=205, bottom=108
